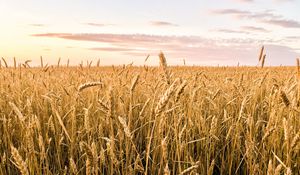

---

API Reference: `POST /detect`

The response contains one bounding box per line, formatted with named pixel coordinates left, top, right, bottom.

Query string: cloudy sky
left=0, top=0, right=299, bottom=66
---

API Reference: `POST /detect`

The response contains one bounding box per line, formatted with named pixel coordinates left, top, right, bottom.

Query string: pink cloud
left=261, top=19, right=300, bottom=28
left=241, top=26, right=270, bottom=32
left=212, top=8, right=300, bottom=28
left=234, top=0, right=254, bottom=3
left=89, top=47, right=137, bottom=52
left=213, top=29, right=249, bottom=34
left=149, top=21, right=178, bottom=26
left=32, top=32, right=299, bottom=65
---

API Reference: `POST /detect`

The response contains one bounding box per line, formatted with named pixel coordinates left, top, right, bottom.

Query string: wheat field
left=0, top=54, right=299, bottom=175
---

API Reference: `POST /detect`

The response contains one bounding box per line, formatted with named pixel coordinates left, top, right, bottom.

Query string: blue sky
left=0, top=0, right=299, bottom=66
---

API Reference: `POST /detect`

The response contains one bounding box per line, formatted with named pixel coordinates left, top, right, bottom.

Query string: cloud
left=241, top=26, right=270, bottom=32
left=273, top=0, right=294, bottom=3
left=261, top=19, right=300, bottom=28
left=29, top=24, right=45, bottom=27
left=32, top=32, right=299, bottom=65
left=89, top=47, right=137, bottom=52
left=234, top=0, right=254, bottom=2
left=212, top=8, right=300, bottom=28
left=149, top=21, right=178, bottom=26
left=213, top=29, right=249, bottom=34
left=212, top=9, right=250, bottom=16
left=84, top=23, right=112, bottom=27
left=213, top=26, right=269, bottom=34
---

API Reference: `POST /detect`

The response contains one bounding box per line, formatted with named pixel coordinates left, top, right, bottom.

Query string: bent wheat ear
left=180, top=161, right=200, bottom=175
left=280, top=90, right=290, bottom=107
left=1, top=57, right=8, bottom=68
left=78, top=82, right=102, bottom=91
left=9, top=102, right=25, bottom=121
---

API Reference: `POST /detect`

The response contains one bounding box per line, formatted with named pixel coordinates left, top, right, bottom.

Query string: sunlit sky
left=0, top=0, right=299, bottom=66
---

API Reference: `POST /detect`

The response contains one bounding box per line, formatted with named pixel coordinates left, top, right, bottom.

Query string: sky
left=0, top=0, right=299, bottom=66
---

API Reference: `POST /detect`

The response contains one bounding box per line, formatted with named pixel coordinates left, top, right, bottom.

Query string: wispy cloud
left=241, top=26, right=270, bottom=32
left=149, top=21, right=178, bottom=26
left=212, top=8, right=300, bottom=28
left=212, top=9, right=250, bottom=16
left=261, top=19, right=300, bottom=28
left=273, top=0, right=294, bottom=3
left=29, top=24, right=45, bottom=27
left=89, top=47, right=137, bottom=52
left=84, top=23, right=113, bottom=27
left=234, top=0, right=254, bottom=3
left=31, top=32, right=299, bottom=65
left=213, top=29, right=249, bottom=34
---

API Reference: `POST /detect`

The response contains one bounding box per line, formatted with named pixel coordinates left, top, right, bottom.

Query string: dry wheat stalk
left=296, top=58, right=300, bottom=78
left=84, top=107, right=90, bottom=131
left=139, top=98, right=150, bottom=118
left=161, top=137, right=168, bottom=161
left=106, top=139, right=118, bottom=165
left=274, top=164, right=282, bottom=175
left=261, top=54, right=266, bottom=68
left=163, top=164, right=170, bottom=175
left=210, top=116, right=218, bottom=137
left=97, top=59, right=100, bottom=67
left=10, top=146, right=29, bottom=175
left=286, top=167, right=292, bottom=175
left=175, top=80, right=187, bottom=102
left=280, top=90, right=290, bottom=107
left=130, top=74, right=140, bottom=92
left=13, top=57, right=16, bottom=69
left=1, top=57, right=8, bottom=68
left=159, top=52, right=167, bottom=68
left=267, top=160, right=273, bottom=175
left=179, top=161, right=200, bottom=175
left=145, top=54, right=150, bottom=62
left=134, top=154, right=144, bottom=173
left=54, top=110, right=71, bottom=142
left=40, top=56, right=43, bottom=68
left=57, top=57, right=61, bottom=68
left=118, top=116, right=132, bottom=139
left=69, top=157, right=78, bottom=174
left=207, top=159, right=215, bottom=175
left=259, top=46, right=264, bottom=62
left=80, top=142, right=94, bottom=174
left=155, top=79, right=179, bottom=116
left=291, top=131, right=300, bottom=149
left=78, top=81, right=102, bottom=91
left=9, top=102, right=25, bottom=122
left=262, top=126, right=275, bottom=141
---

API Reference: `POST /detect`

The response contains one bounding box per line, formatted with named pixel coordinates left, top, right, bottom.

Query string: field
left=0, top=56, right=299, bottom=174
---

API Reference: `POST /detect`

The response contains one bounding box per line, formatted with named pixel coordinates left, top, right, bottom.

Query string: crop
left=0, top=54, right=299, bottom=174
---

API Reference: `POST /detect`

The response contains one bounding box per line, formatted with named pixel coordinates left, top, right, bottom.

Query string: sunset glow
left=0, top=0, right=299, bottom=66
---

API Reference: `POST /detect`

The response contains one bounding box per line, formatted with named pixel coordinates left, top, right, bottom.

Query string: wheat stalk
left=10, top=146, right=29, bottom=175
left=258, top=45, right=264, bottom=61
left=280, top=90, right=290, bottom=107
left=118, top=116, right=132, bottom=139
left=9, top=102, right=25, bottom=122
left=155, top=78, right=179, bottom=116
left=78, top=82, right=102, bottom=91
left=180, top=161, right=200, bottom=175
left=1, top=57, right=8, bottom=68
